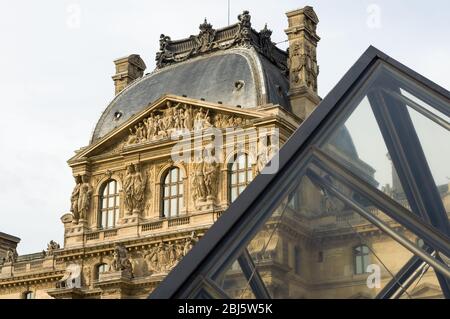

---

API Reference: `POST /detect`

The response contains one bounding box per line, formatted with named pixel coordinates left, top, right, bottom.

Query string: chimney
left=285, top=6, right=321, bottom=121
left=112, top=54, right=146, bottom=95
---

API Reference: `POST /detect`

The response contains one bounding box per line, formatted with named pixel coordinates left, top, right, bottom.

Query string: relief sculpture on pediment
left=125, top=102, right=251, bottom=147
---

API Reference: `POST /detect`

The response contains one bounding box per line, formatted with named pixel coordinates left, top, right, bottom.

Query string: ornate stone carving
left=123, top=163, right=147, bottom=215
left=110, top=244, right=133, bottom=277
left=70, top=175, right=81, bottom=222
left=256, top=135, right=278, bottom=174
left=190, top=19, right=216, bottom=55
left=70, top=175, right=92, bottom=224
left=75, top=175, right=93, bottom=223
left=191, top=146, right=220, bottom=210
left=235, top=10, right=252, bottom=46
left=155, top=34, right=174, bottom=69
left=288, top=42, right=318, bottom=93
left=154, top=11, right=288, bottom=73
left=3, top=248, right=18, bottom=264
left=145, top=232, right=199, bottom=274
left=46, top=240, right=60, bottom=256
left=126, top=102, right=251, bottom=146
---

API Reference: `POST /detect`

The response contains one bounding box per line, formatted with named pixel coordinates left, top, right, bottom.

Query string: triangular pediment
left=69, top=94, right=265, bottom=163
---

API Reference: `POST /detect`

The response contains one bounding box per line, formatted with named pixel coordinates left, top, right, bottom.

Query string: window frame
left=228, top=153, right=253, bottom=203
left=161, top=167, right=184, bottom=218
left=353, top=245, right=370, bottom=275
left=98, top=179, right=121, bottom=229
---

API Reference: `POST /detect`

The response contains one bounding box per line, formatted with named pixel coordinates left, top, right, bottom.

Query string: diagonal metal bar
left=306, top=168, right=450, bottom=279
left=237, top=249, right=271, bottom=299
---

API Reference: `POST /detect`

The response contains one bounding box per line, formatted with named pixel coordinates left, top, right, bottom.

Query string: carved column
left=285, top=6, right=321, bottom=121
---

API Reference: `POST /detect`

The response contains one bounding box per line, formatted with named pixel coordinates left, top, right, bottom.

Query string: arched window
left=228, top=153, right=253, bottom=202
left=162, top=167, right=184, bottom=218
left=353, top=245, right=370, bottom=275
left=23, top=291, right=34, bottom=299
left=96, top=263, right=108, bottom=280
left=99, top=179, right=121, bottom=229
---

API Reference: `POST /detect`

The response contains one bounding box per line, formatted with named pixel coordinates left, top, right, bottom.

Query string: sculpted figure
left=124, top=164, right=147, bottom=215
left=183, top=106, right=194, bottom=130
left=70, top=175, right=82, bottom=222
left=183, top=232, right=199, bottom=256
left=110, top=244, right=133, bottom=277
left=203, top=148, right=219, bottom=200
left=127, top=127, right=137, bottom=145
left=124, top=164, right=135, bottom=214
left=4, top=248, right=18, bottom=264
left=47, top=240, right=60, bottom=256
left=132, top=163, right=146, bottom=213
left=236, top=10, right=252, bottom=45
left=256, top=136, right=278, bottom=174
left=77, top=175, right=93, bottom=221
left=191, top=161, right=207, bottom=203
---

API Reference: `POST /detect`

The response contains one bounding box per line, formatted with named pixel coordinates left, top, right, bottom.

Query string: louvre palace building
left=1, top=6, right=449, bottom=299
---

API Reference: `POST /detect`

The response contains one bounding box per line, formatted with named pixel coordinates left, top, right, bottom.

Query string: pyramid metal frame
left=150, top=46, right=450, bottom=299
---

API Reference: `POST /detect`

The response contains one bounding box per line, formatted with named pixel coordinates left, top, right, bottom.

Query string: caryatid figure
left=70, top=175, right=82, bottom=223
left=77, top=175, right=93, bottom=221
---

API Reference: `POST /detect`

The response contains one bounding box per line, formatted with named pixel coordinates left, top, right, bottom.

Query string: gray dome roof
left=91, top=47, right=290, bottom=142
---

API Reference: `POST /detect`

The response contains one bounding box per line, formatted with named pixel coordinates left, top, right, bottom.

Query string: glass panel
left=247, top=170, right=253, bottom=182
left=171, top=168, right=178, bottom=182
left=239, top=172, right=246, bottom=184
left=215, top=260, right=256, bottom=299
left=231, top=173, right=237, bottom=185
left=170, top=198, right=178, bottom=216
left=238, top=185, right=246, bottom=195
left=107, top=211, right=114, bottom=228
left=231, top=188, right=238, bottom=202
left=406, top=106, right=450, bottom=209
left=322, top=97, right=409, bottom=209
left=179, top=183, right=184, bottom=196
left=101, top=211, right=107, bottom=228
left=164, top=186, right=169, bottom=197
left=163, top=200, right=169, bottom=216
left=102, top=198, right=107, bottom=209
left=115, top=195, right=120, bottom=207
left=238, top=154, right=246, bottom=169
left=108, top=196, right=114, bottom=208
left=212, top=161, right=446, bottom=299
left=171, top=185, right=177, bottom=196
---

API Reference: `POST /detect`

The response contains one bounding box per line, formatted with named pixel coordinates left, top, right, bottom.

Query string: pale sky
left=1, top=0, right=449, bottom=254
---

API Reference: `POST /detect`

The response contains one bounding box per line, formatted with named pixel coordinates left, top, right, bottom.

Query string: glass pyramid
left=150, top=46, right=450, bottom=299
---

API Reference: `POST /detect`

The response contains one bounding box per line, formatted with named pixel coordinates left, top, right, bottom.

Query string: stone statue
left=110, top=244, right=133, bottom=277
left=70, top=175, right=82, bottom=222
left=259, top=24, right=273, bottom=58
left=191, top=19, right=216, bottom=54
left=124, top=163, right=147, bottom=215
left=183, top=232, right=199, bottom=256
left=236, top=10, right=252, bottom=46
left=145, top=242, right=170, bottom=273
left=256, top=135, right=277, bottom=174
left=203, top=148, right=220, bottom=200
left=4, top=248, right=18, bottom=264
left=47, top=240, right=60, bottom=256
left=77, top=175, right=93, bottom=222
left=191, top=161, right=207, bottom=204
left=156, top=34, right=174, bottom=68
